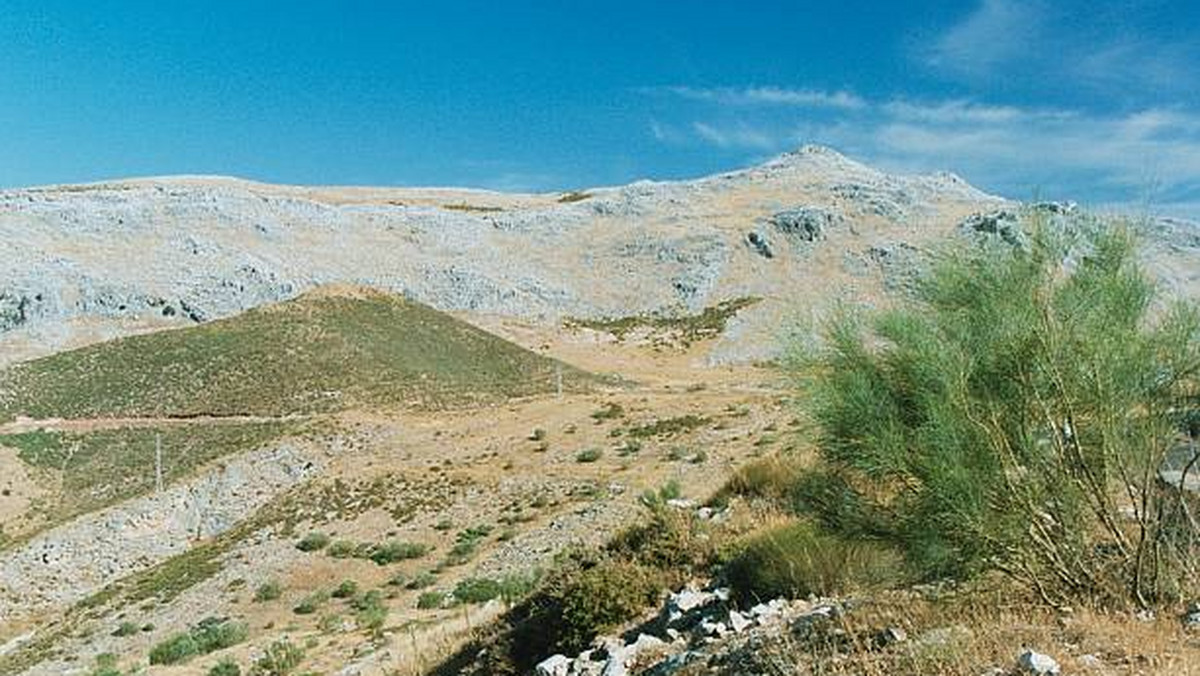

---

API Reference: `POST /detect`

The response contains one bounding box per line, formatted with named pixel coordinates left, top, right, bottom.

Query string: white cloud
left=663, top=86, right=865, bottom=110
left=925, top=0, right=1044, bottom=77
left=921, top=0, right=1197, bottom=96
left=649, top=87, right=1200, bottom=216
left=692, top=122, right=775, bottom=150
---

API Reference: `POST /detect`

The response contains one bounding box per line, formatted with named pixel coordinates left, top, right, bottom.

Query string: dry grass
left=697, top=580, right=1200, bottom=675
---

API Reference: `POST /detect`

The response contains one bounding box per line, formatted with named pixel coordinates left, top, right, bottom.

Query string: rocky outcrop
left=0, top=442, right=319, bottom=622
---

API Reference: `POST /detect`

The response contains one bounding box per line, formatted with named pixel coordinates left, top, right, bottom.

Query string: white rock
left=728, top=609, right=752, bottom=633
left=1017, top=649, right=1061, bottom=675
left=536, top=654, right=572, bottom=676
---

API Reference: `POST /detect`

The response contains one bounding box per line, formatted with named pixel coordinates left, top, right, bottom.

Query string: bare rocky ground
left=2, top=148, right=1200, bottom=675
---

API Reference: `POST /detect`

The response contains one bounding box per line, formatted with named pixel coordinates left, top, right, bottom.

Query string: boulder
left=746, top=231, right=773, bottom=258
left=1017, top=649, right=1061, bottom=675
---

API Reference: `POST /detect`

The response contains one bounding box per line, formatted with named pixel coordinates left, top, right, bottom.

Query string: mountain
left=0, top=146, right=1011, bottom=368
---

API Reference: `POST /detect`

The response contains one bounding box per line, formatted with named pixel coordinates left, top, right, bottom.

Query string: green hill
left=0, top=288, right=599, bottom=421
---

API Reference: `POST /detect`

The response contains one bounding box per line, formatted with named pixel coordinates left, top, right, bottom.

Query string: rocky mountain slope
left=0, top=146, right=1016, bottom=368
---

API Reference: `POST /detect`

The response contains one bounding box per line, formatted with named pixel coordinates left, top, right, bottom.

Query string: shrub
left=149, top=632, right=199, bottom=665
left=208, top=657, right=242, bottom=676
left=407, top=572, right=437, bottom=589
left=715, top=456, right=805, bottom=505
left=250, top=639, right=304, bottom=676
left=353, top=592, right=388, bottom=635
left=483, top=549, right=661, bottom=670
left=368, top=540, right=429, bottom=565
left=639, top=480, right=682, bottom=510
left=191, top=617, right=249, bottom=654
left=294, top=532, right=329, bottom=552
left=91, top=653, right=123, bottom=676
left=575, top=448, right=602, bottom=463
left=723, top=520, right=902, bottom=602
left=452, top=577, right=504, bottom=604
left=293, top=590, right=328, bottom=615
left=590, top=402, right=625, bottom=421
left=799, top=217, right=1200, bottom=608
left=608, top=510, right=712, bottom=585
left=331, top=579, right=358, bottom=599
left=148, top=617, right=248, bottom=665
left=253, top=580, right=282, bottom=602
left=112, top=620, right=139, bottom=637
left=417, top=591, right=446, bottom=609
left=326, top=540, right=355, bottom=558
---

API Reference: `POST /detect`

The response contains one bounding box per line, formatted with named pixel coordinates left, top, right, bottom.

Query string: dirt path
left=0, top=413, right=312, bottom=436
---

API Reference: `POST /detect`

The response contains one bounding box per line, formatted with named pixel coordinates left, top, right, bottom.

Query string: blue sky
left=1, top=1, right=1197, bottom=215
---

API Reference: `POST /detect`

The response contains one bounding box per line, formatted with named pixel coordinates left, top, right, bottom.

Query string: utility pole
left=155, top=433, right=163, bottom=493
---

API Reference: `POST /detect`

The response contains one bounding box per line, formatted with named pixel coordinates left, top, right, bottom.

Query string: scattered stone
left=535, top=653, right=572, bottom=676
left=874, top=626, right=907, bottom=648
left=1017, top=649, right=1061, bottom=675
left=727, top=609, right=752, bottom=634
left=746, top=231, right=773, bottom=258
left=1182, top=601, right=1200, bottom=629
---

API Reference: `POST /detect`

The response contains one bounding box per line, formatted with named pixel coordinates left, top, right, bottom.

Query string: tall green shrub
left=799, top=215, right=1200, bottom=608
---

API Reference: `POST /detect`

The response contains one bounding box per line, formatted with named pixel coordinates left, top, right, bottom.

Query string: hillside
left=0, top=287, right=599, bottom=422
left=0, top=147, right=1015, bottom=368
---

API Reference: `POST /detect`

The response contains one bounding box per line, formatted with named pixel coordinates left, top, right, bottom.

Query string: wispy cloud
left=924, top=0, right=1044, bottom=77
left=660, top=86, right=865, bottom=111
left=691, top=121, right=775, bottom=150
left=921, top=0, right=1198, bottom=97
left=647, top=86, right=1200, bottom=216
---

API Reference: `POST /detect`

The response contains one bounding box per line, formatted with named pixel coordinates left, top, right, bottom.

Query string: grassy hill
left=0, top=288, right=599, bottom=421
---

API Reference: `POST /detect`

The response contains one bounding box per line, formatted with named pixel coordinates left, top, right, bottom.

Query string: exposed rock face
left=0, top=147, right=1012, bottom=366
left=769, top=206, right=843, bottom=243
left=0, top=442, right=319, bottom=622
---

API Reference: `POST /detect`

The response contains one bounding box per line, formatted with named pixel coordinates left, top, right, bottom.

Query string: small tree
left=798, top=214, right=1200, bottom=608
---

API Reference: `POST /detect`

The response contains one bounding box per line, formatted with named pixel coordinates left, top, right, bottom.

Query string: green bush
left=723, top=520, right=901, bottom=602
left=417, top=591, right=446, bottom=609
left=799, top=217, right=1200, bottom=607
left=191, top=617, right=249, bottom=653
left=368, top=540, right=430, bottom=565
left=532, top=552, right=660, bottom=654
left=407, top=572, right=436, bottom=589
left=326, top=540, right=355, bottom=558
left=149, top=632, right=199, bottom=665
left=331, top=579, right=359, bottom=599
left=253, top=580, right=282, bottom=602
left=293, top=590, right=328, bottom=615
left=452, top=577, right=505, bottom=604
left=148, top=617, right=248, bottom=665
left=608, top=510, right=713, bottom=583
left=111, top=620, right=139, bottom=637
left=208, top=657, right=242, bottom=676
left=352, top=591, right=388, bottom=634
left=575, top=448, right=602, bottom=463
left=294, top=532, right=330, bottom=552
left=250, top=639, right=304, bottom=676
left=91, top=653, right=123, bottom=676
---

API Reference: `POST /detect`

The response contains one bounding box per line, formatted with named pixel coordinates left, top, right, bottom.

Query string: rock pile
left=535, top=583, right=847, bottom=676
